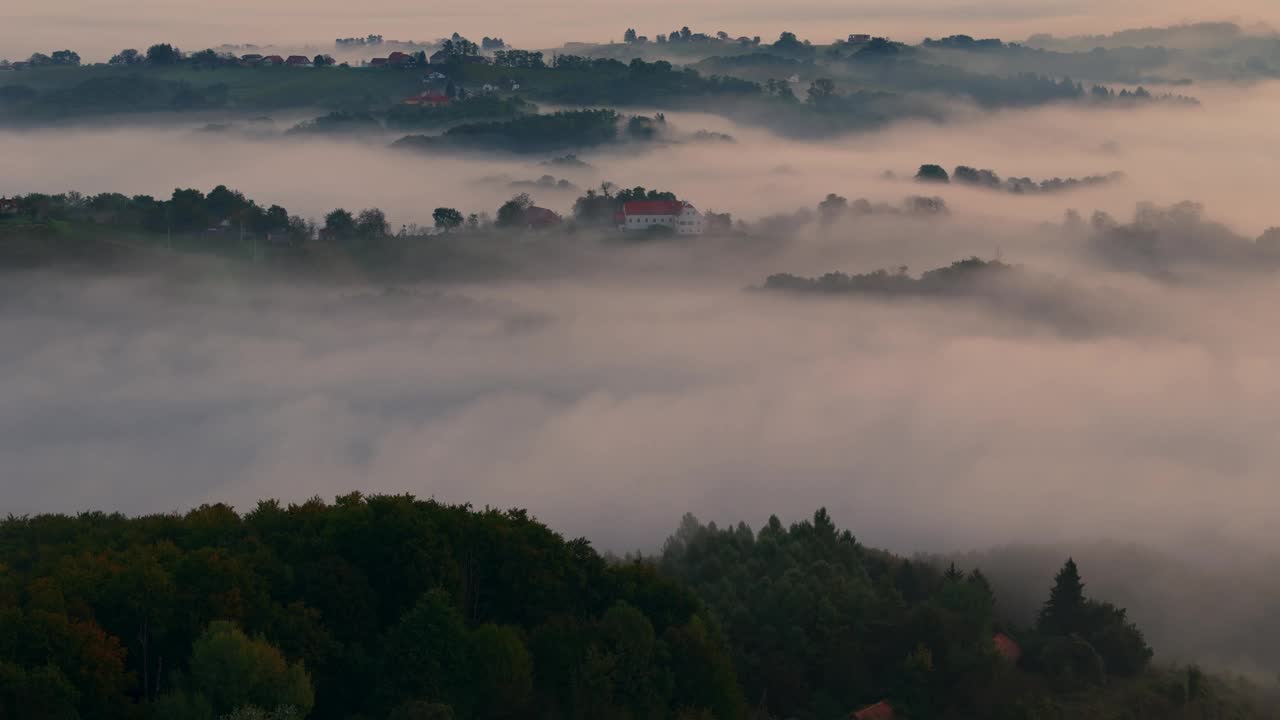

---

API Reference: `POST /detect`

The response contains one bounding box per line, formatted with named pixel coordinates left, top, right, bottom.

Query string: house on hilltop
left=619, top=200, right=703, bottom=235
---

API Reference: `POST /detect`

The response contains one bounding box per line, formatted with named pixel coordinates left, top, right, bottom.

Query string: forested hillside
left=0, top=499, right=1276, bottom=720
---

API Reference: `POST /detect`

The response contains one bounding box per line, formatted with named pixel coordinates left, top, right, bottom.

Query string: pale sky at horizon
left=2, top=0, right=1278, bottom=61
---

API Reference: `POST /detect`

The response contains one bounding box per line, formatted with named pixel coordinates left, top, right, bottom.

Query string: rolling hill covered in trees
left=1, top=498, right=1276, bottom=720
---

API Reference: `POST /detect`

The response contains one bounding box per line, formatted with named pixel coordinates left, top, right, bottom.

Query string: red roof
left=263, top=55, right=284, bottom=63
left=852, top=701, right=894, bottom=720
left=993, top=633, right=1022, bottom=663
left=622, top=200, right=684, bottom=216
left=285, top=55, right=310, bottom=65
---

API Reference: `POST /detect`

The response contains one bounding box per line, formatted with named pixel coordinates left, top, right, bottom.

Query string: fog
left=4, top=83, right=1280, bottom=237
left=5, top=83, right=1280, bottom=552
left=6, top=14, right=1280, bottom=675
left=3, top=0, right=1280, bottom=62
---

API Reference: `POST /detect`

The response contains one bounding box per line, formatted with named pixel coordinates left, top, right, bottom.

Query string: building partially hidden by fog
left=618, top=200, right=704, bottom=235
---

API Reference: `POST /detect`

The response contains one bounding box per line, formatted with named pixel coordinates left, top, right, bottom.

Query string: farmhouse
left=285, top=55, right=311, bottom=66
left=618, top=200, right=703, bottom=235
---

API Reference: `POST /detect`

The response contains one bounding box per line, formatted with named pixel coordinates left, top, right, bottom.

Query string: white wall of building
left=621, top=205, right=703, bottom=235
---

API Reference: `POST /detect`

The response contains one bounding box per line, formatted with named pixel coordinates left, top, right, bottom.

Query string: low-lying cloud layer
left=5, top=82, right=1280, bottom=238
left=3, top=205, right=1280, bottom=561
left=4, top=80, right=1280, bottom=561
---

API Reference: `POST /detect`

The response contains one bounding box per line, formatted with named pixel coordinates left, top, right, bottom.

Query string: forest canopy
left=0, top=498, right=1273, bottom=720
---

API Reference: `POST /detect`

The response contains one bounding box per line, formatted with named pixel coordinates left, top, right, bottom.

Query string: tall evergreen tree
left=1038, top=558, right=1086, bottom=637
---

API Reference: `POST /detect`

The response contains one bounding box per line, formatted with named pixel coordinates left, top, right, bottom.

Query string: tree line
left=1, top=500, right=1271, bottom=720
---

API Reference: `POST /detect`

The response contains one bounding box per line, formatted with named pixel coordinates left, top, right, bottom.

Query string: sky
left=2, top=0, right=1279, bottom=61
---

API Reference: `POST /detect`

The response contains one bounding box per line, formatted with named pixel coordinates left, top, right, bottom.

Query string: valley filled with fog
left=4, top=8, right=1280, bottom=700
left=6, top=83, right=1280, bottom=552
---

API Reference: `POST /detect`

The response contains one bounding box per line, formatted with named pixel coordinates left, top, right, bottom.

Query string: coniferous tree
left=944, top=562, right=964, bottom=583
left=1038, top=558, right=1086, bottom=637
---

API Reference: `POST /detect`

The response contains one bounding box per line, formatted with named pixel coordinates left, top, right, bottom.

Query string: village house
left=618, top=200, right=704, bottom=235
left=261, top=55, right=285, bottom=66
left=284, top=55, right=311, bottom=67
left=370, top=57, right=389, bottom=67
left=239, top=53, right=263, bottom=65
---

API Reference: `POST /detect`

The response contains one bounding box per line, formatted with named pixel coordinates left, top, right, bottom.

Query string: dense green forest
left=1, top=499, right=1276, bottom=720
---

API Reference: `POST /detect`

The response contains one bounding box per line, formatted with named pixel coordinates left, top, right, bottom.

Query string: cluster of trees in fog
left=2, top=188, right=308, bottom=244
left=394, top=109, right=624, bottom=153
left=910, top=164, right=1126, bottom=195
left=390, top=109, right=684, bottom=153
left=2, top=499, right=1271, bottom=720
left=764, top=257, right=1014, bottom=297
left=1075, top=202, right=1280, bottom=276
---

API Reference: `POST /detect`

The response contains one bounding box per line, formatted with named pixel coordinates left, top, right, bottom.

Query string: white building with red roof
left=618, top=200, right=703, bottom=235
